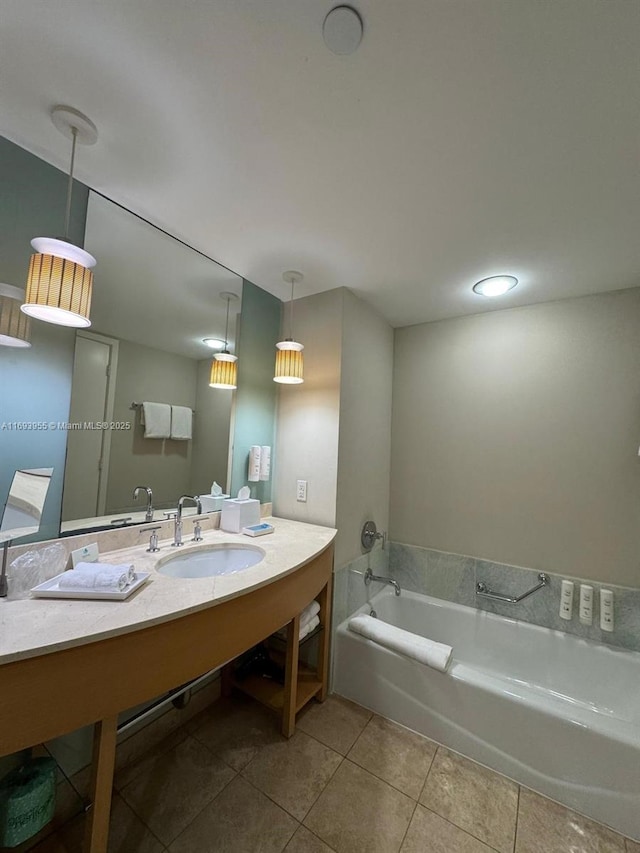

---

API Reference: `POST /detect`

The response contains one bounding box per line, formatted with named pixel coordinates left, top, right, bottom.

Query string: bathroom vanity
left=0, top=517, right=335, bottom=853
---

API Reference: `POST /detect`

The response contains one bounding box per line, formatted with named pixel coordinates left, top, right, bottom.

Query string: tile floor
left=23, top=693, right=639, bottom=853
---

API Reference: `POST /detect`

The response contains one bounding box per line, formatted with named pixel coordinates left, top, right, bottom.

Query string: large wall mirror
left=0, top=136, right=280, bottom=542
left=60, top=192, right=242, bottom=533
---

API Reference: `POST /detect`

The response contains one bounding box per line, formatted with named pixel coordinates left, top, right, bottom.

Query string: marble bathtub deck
left=15, top=694, right=639, bottom=853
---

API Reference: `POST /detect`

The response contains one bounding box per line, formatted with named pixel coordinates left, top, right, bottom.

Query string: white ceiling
left=85, top=192, right=242, bottom=360
left=1, top=0, right=639, bottom=327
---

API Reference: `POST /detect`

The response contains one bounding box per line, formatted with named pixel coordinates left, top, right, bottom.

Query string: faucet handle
left=142, top=526, right=161, bottom=553
left=361, top=521, right=387, bottom=551
left=192, top=520, right=203, bottom=542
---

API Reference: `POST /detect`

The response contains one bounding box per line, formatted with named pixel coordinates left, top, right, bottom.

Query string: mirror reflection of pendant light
left=21, top=106, right=98, bottom=328
left=274, top=271, right=304, bottom=384
left=0, top=284, right=31, bottom=348
left=209, top=292, right=239, bottom=389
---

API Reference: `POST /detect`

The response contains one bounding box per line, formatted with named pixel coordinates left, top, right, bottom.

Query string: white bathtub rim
left=339, top=588, right=640, bottom=743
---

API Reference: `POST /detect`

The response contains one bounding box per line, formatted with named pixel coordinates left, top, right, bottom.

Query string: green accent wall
left=0, top=136, right=89, bottom=541
left=230, top=279, right=281, bottom=502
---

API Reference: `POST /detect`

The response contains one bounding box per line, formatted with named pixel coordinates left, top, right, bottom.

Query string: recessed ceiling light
left=323, top=6, right=363, bottom=55
left=203, top=337, right=225, bottom=349
left=472, top=275, right=518, bottom=297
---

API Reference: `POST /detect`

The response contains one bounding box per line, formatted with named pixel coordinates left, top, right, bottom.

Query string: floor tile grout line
left=419, top=804, right=505, bottom=853
left=120, top=739, right=239, bottom=851
left=342, top=750, right=429, bottom=804
left=158, top=768, right=239, bottom=852
left=396, top=799, right=419, bottom=853
left=240, top=770, right=306, bottom=826
left=240, top=749, right=346, bottom=826
left=114, top=727, right=191, bottom=793
left=513, top=784, right=521, bottom=853
left=300, top=753, right=345, bottom=824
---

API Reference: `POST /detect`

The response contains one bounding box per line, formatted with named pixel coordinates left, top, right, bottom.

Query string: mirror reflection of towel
left=141, top=402, right=171, bottom=439
left=171, top=405, right=193, bottom=440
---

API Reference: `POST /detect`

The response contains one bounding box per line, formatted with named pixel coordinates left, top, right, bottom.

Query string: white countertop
left=0, top=517, right=336, bottom=665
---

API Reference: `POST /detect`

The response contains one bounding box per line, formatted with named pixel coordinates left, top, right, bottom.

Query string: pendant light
left=0, top=284, right=31, bottom=348
left=274, top=271, right=304, bottom=384
left=209, top=292, right=238, bottom=389
left=22, top=106, right=98, bottom=328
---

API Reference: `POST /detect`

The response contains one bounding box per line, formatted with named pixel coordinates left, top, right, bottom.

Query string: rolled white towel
left=74, top=562, right=135, bottom=583
left=348, top=614, right=453, bottom=673
left=58, top=569, right=130, bottom=592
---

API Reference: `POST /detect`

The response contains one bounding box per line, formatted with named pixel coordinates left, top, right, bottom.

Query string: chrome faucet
left=173, top=495, right=202, bottom=547
left=364, top=567, right=401, bottom=596
left=132, top=485, right=154, bottom=523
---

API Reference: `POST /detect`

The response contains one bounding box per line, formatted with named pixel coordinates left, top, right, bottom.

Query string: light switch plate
left=296, top=480, right=307, bottom=502
left=71, top=542, right=99, bottom=567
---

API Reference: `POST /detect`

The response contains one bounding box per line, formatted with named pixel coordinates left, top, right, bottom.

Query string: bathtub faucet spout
left=364, top=567, right=401, bottom=596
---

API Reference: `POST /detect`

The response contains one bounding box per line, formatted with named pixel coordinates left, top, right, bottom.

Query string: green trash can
left=0, top=757, right=57, bottom=848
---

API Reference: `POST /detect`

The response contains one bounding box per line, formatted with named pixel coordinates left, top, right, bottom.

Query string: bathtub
left=333, top=588, right=640, bottom=840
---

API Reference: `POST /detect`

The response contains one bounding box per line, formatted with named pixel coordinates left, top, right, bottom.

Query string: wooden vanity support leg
left=317, top=574, right=333, bottom=702
left=282, top=613, right=301, bottom=738
left=83, top=715, right=118, bottom=853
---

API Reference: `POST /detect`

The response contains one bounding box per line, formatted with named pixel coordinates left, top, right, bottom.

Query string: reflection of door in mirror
left=0, top=468, right=53, bottom=541
left=62, top=332, right=119, bottom=522
left=58, top=191, right=243, bottom=533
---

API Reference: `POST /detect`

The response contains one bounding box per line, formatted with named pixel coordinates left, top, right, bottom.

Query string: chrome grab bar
left=476, top=572, right=548, bottom=604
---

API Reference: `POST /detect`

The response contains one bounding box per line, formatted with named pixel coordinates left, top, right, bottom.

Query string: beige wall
left=390, top=288, right=640, bottom=587
left=335, top=290, right=394, bottom=567
left=273, top=287, right=394, bottom=568
left=273, top=289, right=343, bottom=528
left=106, top=339, right=197, bottom=512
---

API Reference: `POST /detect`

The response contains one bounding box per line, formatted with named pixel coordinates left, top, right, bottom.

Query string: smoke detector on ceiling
left=323, top=6, right=363, bottom=55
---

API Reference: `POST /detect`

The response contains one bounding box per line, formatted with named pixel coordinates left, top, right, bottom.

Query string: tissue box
left=199, top=494, right=230, bottom=513
left=220, top=499, right=260, bottom=533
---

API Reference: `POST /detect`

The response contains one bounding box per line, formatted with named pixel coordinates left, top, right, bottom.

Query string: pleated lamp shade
left=274, top=340, right=304, bottom=384
left=22, top=238, right=95, bottom=328
left=209, top=352, right=238, bottom=389
left=0, top=284, right=31, bottom=348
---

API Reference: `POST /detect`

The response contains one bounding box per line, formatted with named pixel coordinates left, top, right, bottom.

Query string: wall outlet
left=296, top=480, right=307, bottom=502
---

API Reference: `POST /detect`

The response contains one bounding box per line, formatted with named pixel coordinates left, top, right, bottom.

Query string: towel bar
left=476, top=572, right=548, bottom=604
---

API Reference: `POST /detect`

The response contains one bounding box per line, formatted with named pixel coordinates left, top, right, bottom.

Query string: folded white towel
left=74, top=562, right=135, bottom=584
left=58, top=569, right=130, bottom=592
left=348, top=615, right=453, bottom=672
left=170, top=405, right=193, bottom=440
left=300, top=600, right=320, bottom=627
left=142, top=402, right=171, bottom=439
left=299, top=615, right=320, bottom=641
left=276, top=614, right=321, bottom=642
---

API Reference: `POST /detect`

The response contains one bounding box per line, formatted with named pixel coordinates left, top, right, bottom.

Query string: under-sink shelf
left=231, top=664, right=323, bottom=713
left=222, top=584, right=332, bottom=737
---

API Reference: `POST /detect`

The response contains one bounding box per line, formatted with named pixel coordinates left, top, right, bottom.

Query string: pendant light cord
left=223, top=296, right=231, bottom=352
left=63, top=127, right=78, bottom=241
left=289, top=277, right=295, bottom=340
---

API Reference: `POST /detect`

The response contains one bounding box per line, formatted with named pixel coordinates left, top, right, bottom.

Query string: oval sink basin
left=157, top=545, right=265, bottom=579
